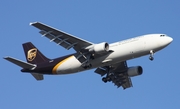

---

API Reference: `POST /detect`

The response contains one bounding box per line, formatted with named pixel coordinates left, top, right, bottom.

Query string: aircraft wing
left=30, top=22, right=94, bottom=52
left=95, top=61, right=133, bottom=89
left=112, top=61, right=132, bottom=89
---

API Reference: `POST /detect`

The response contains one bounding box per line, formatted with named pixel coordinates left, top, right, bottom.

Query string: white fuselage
left=54, top=34, right=173, bottom=74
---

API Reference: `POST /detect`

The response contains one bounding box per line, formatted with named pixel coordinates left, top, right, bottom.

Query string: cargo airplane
left=4, top=22, right=173, bottom=89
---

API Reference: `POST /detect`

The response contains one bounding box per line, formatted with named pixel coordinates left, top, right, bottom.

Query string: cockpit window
left=160, top=34, right=166, bottom=37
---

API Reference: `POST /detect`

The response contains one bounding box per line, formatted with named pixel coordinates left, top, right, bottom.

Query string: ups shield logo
left=27, top=48, right=37, bottom=61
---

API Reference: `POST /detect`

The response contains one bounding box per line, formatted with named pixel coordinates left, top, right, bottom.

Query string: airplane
left=4, top=22, right=173, bottom=89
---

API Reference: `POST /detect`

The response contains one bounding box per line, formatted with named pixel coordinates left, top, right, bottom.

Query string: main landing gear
left=102, top=76, right=112, bottom=83
left=101, top=66, right=114, bottom=83
left=149, top=50, right=154, bottom=61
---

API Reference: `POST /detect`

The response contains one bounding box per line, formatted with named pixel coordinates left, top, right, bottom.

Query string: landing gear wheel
left=149, top=50, right=154, bottom=61
left=106, top=77, right=112, bottom=82
left=149, top=56, right=154, bottom=61
left=102, top=77, right=107, bottom=83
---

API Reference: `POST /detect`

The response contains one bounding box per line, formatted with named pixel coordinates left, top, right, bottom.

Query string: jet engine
left=127, top=66, right=143, bottom=77
left=88, top=42, right=109, bottom=54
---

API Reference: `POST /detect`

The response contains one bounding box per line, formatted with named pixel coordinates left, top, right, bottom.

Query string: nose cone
left=161, top=36, right=173, bottom=47
left=167, top=37, right=173, bottom=44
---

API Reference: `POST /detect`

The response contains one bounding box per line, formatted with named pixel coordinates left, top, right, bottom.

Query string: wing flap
left=122, top=76, right=133, bottom=89
left=112, top=73, right=132, bottom=89
left=39, top=30, right=73, bottom=50
left=94, top=67, right=107, bottom=76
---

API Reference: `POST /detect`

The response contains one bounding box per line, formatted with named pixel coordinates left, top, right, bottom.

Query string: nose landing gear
left=149, top=50, right=154, bottom=61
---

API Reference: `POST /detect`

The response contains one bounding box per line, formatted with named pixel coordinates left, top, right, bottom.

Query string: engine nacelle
left=127, top=66, right=143, bottom=77
left=88, top=42, right=109, bottom=54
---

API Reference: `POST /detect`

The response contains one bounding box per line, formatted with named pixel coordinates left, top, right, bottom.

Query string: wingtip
left=3, top=56, right=9, bottom=59
left=3, top=56, right=11, bottom=61
left=29, top=22, right=39, bottom=26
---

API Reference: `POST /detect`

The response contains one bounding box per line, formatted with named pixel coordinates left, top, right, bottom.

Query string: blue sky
left=1, top=0, right=179, bottom=109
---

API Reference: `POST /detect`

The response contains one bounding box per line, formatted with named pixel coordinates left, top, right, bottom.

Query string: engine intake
left=127, top=66, right=143, bottom=77
left=88, top=42, right=109, bottom=54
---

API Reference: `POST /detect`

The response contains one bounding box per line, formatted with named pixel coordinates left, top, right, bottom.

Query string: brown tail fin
left=22, top=42, right=50, bottom=64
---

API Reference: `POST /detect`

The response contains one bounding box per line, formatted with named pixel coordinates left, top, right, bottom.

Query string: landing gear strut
left=149, top=50, right=154, bottom=61
left=102, top=66, right=113, bottom=83
left=82, top=54, right=94, bottom=69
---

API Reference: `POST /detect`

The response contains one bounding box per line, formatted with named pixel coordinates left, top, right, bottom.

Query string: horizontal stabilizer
left=31, top=73, right=44, bottom=80
left=4, top=56, right=36, bottom=69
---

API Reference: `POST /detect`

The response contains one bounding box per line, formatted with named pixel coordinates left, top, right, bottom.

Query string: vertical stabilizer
left=22, top=42, right=50, bottom=64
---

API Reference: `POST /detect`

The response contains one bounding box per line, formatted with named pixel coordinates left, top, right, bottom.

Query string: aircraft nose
left=166, top=37, right=173, bottom=44
left=161, top=36, right=173, bottom=47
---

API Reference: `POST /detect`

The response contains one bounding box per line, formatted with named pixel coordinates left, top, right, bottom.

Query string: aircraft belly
left=55, top=56, right=82, bottom=74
